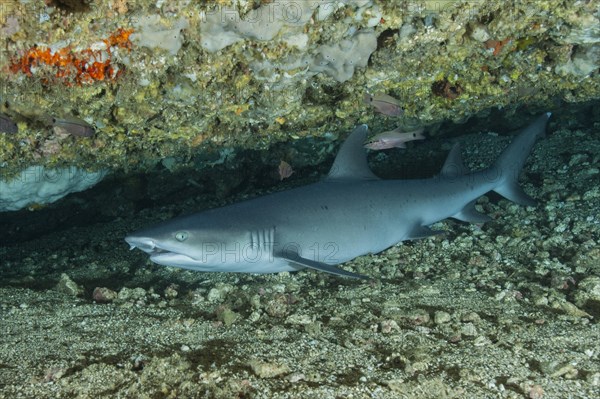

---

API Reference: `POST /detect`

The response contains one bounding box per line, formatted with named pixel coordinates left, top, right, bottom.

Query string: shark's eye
left=175, top=231, right=188, bottom=242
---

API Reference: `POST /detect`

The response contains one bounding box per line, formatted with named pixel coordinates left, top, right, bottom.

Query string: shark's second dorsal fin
left=440, top=143, right=470, bottom=177
left=327, top=125, right=379, bottom=181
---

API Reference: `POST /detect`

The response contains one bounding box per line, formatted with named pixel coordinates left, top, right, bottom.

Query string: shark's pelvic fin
left=440, top=143, right=470, bottom=177
left=278, top=251, right=368, bottom=279
left=327, top=124, right=380, bottom=181
left=441, top=145, right=493, bottom=222
left=492, top=113, right=551, bottom=207
left=494, top=181, right=537, bottom=206
left=452, top=200, right=492, bottom=223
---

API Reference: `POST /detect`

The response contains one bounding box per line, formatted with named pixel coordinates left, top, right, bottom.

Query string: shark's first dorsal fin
left=440, top=143, right=470, bottom=178
left=327, top=125, right=379, bottom=181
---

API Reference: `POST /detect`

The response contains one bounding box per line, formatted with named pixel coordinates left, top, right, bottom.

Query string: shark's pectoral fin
left=278, top=251, right=369, bottom=279
left=407, top=226, right=446, bottom=240
left=452, top=200, right=492, bottom=223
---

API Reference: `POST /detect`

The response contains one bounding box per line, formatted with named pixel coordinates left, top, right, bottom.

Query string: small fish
left=0, top=113, right=18, bottom=134
left=363, top=92, right=404, bottom=117
left=278, top=160, right=294, bottom=180
left=364, top=127, right=425, bottom=150
left=51, top=116, right=95, bottom=137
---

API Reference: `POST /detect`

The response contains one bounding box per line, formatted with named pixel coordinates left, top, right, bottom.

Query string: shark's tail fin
left=492, top=113, right=551, bottom=206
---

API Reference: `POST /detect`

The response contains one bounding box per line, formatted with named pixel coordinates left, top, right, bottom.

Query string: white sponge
left=200, top=2, right=317, bottom=52
left=0, top=166, right=107, bottom=212
left=308, top=30, right=378, bottom=82
left=130, top=15, right=189, bottom=55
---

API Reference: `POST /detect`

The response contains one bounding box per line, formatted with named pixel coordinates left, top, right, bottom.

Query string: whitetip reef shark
left=126, top=113, right=551, bottom=279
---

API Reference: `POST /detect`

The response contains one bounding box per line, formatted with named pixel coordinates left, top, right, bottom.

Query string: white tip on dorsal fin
left=327, top=125, right=379, bottom=181
left=440, top=143, right=470, bottom=177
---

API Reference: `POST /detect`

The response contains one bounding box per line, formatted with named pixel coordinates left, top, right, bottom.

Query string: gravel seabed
left=1, top=120, right=599, bottom=399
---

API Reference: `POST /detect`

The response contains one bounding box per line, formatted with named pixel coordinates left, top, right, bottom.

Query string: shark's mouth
left=125, top=236, right=199, bottom=264
left=150, top=250, right=194, bottom=261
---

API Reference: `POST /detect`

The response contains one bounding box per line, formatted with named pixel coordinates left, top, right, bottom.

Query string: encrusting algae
left=0, top=0, right=598, bottom=178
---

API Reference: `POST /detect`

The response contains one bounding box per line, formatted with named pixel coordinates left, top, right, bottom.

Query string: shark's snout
left=125, top=236, right=157, bottom=253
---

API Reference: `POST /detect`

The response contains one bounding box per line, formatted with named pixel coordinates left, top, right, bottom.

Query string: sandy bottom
left=1, top=117, right=599, bottom=398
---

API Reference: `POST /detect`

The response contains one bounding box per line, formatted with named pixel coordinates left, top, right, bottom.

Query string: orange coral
left=105, top=28, right=133, bottom=50
left=484, top=37, right=511, bottom=56
left=9, top=28, right=133, bottom=85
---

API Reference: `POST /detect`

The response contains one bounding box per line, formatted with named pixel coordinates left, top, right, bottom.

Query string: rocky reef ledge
left=0, top=0, right=598, bottom=207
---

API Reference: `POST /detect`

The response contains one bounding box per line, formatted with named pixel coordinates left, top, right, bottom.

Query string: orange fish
left=278, top=160, right=294, bottom=180
left=364, top=127, right=425, bottom=150
left=364, top=92, right=403, bottom=117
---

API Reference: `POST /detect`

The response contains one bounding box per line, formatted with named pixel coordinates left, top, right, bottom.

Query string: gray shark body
left=126, top=113, right=551, bottom=278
